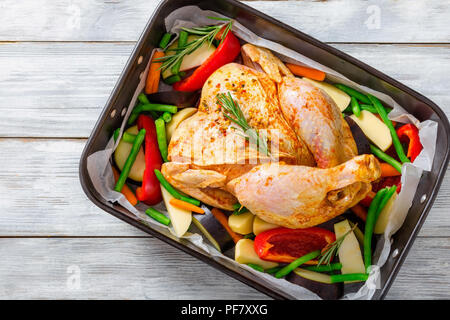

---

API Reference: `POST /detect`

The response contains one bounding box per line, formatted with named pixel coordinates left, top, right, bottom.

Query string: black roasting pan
left=79, top=0, right=450, bottom=299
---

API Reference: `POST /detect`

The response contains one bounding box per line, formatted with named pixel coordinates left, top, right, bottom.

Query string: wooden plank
left=0, top=0, right=448, bottom=43
left=0, top=138, right=449, bottom=237
left=0, top=237, right=447, bottom=299
left=0, top=42, right=448, bottom=138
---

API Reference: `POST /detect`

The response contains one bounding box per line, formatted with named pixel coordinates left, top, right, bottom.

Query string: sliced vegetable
left=146, top=51, right=165, bottom=94
left=350, top=110, right=392, bottom=151
left=360, top=190, right=376, bottom=208
left=145, top=207, right=170, bottom=226
left=114, top=128, right=146, bottom=192
left=111, top=166, right=138, bottom=206
left=154, top=169, right=201, bottom=206
left=166, top=108, right=197, bottom=141
left=128, top=104, right=178, bottom=125
left=368, top=94, right=410, bottom=163
left=162, top=35, right=216, bottom=79
left=192, top=216, right=223, bottom=252
left=254, top=227, right=335, bottom=263
left=159, top=33, right=172, bottom=50
left=380, top=162, right=402, bottom=177
left=334, top=219, right=365, bottom=275
left=334, top=84, right=371, bottom=104
left=304, top=263, right=342, bottom=272
left=344, top=116, right=371, bottom=155
left=275, top=250, right=321, bottom=278
left=349, top=221, right=365, bottom=248
left=288, top=268, right=343, bottom=300
left=364, top=187, right=396, bottom=271
left=286, top=63, right=326, bottom=81
left=350, top=96, right=360, bottom=117
left=169, top=198, right=204, bottom=214
left=193, top=206, right=234, bottom=252
left=303, top=77, right=351, bottom=111
left=374, top=189, right=398, bottom=234
left=114, top=125, right=146, bottom=182
left=211, top=208, right=243, bottom=244
left=228, top=211, right=254, bottom=235
left=135, top=115, right=163, bottom=205
left=396, top=123, right=423, bottom=162
left=370, top=144, right=402, bottom=173
left=235, top=239, right=278, bottom=269
left=155, top=118, right=168, bottom=162
left=173, top=30, right=241, bottom=91
left=252, top=216, right=279, bottom=236
left=160, top=185, right=191, bottom=237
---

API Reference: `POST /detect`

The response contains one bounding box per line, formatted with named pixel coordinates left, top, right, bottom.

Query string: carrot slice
left=286, top=63, right=326, bottom=81
left=169, top=198, right=204, bottom=214
left=211, top=208, right=243, bottom=244
left=350, top=204, right=367, bottom=222
left=112, top=166, right=139, bottom=206
left=145, top=51, right=165, bottom=94
left=380, top=162, right=402, bottom=177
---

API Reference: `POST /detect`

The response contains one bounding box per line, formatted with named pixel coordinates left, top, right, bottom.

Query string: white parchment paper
left=87, top=5, right=438, bottom=300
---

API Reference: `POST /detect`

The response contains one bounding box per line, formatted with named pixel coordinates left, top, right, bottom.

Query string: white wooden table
left=0, top=0, right=449, bottom=299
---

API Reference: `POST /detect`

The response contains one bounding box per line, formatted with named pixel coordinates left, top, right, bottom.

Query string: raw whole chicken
left=162, top=44, right=381, bottom=228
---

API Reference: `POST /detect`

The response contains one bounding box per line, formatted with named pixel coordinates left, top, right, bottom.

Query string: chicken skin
left=162, top=45, right=381, bottom=228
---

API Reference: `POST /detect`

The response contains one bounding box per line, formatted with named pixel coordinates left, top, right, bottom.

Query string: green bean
left=265, top=266, right=283, bottom=275
left=364, top=188, right=388, bottom=272
left=138, top=93, right=150, bottom=105
left=247, top=263, right=264, bottom=272
left=114, top=128, right=146, bottom=192
left=243, top=233, right=255, bottom=240
left=128, top=103, right=178, bottom=125
left=161, top=112, right=172, bottom=123
left=163, top=74, right=182, bottom=85
left=368, top=94, right=410, bottom=163
left=335, top=84, right=371, bottom=104
left=155, top=118, right=168, bottom=163
left=351, top=96, right=361, bottom=117
left=114, top=128, right=137, bottom=144
left=113, top=128, right=120, bottom=142
left=171, top=30, right=188, bottom=75
left=145, top=207, right=171, bottom=226
left=304, top=263, right=342, bottom=272
left=154, top=169, right=201, bottom=206
left=330, top=273, right=368, bottom=283
left=159, top=33, right=172, bottom=50
left=370, top=144, right=402, bottom=173
left=275, top=250, right=321, bottom=278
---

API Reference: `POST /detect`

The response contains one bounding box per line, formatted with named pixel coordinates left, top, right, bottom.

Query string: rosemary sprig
left=155, top=17, right=232, bottom=73
left=317, top=223, right=358, bottom=266
left=216, top=92, right=270, bottom=156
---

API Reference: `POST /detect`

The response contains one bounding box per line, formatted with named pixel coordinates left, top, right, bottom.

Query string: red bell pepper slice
left=254, top=227, right=336, bottom=263
left=136, top=115, right=163, bottom=205
left=173, top=30, right=241, bottom=92
left=396, top=123, right=423, bottom=162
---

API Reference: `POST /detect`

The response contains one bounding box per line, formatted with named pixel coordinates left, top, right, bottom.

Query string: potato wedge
left=166, top=108, right=197, bottom=141
left=374, top=192, right=398, bottom=234
left=350, top=110, right=392, bottom=151
left=161, top=185, right=192, bottom=237
left=235, top=239, right=278, bottom=269
left=114, top=125, right=145, bottom=182
left=303, top=77, right=351, bottom=111
left=162, top=35, right=216, bottom=79
left=228, top=212, right=254, bottom=235
left=334, top=220, right=365, bottom=275
left=253, top=216, right=279, bottom=235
